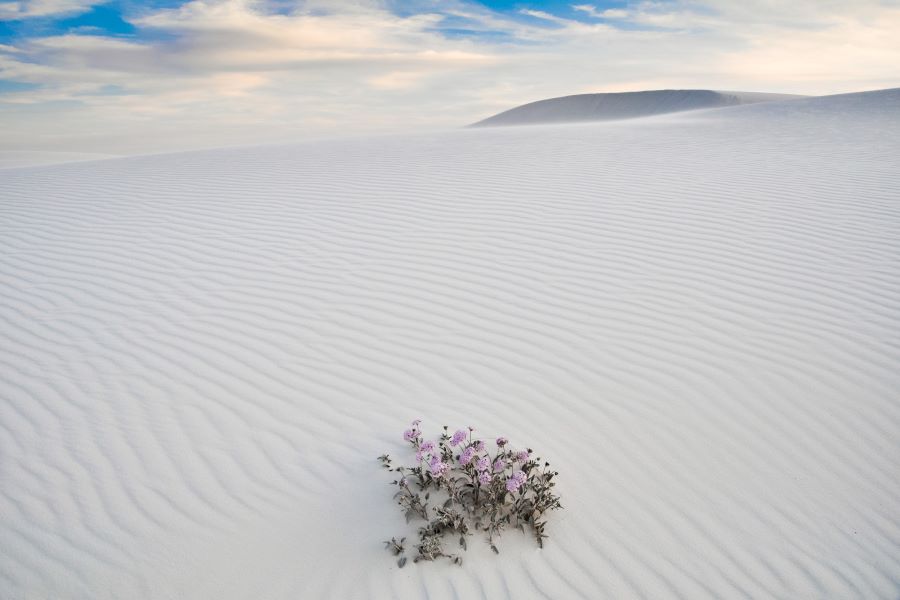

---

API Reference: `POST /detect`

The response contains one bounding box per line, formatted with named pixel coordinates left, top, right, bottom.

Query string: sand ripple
left=1, top=91, right=899, bottom=599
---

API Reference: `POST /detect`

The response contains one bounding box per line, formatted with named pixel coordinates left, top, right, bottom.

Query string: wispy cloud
left=0, top=0, right=98, bottom=20
left=572, top=4, right=628, bottom=19
left=519, top=9, right=569, bottom=24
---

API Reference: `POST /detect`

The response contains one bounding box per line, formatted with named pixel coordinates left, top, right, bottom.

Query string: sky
left=1, top=0, right=899, bottom=154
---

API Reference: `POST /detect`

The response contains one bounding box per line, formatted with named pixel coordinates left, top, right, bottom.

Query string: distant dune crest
left=470, top=89, right=805, bottom=127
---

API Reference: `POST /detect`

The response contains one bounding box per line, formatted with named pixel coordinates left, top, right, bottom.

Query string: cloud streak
left=0, top=0, right=97, bottom=20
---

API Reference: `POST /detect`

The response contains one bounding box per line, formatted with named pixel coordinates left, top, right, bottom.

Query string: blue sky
left=1, top=0, right=898, bottom=154
left=0, top=1, right=166, bottom=40
left=0, top=0, right=630, bottom=41
left=478, top=0, right=624, bottom=16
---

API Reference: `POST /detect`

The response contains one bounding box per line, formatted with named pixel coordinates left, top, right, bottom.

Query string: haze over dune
left=700, top=87, right=900, bottom=120
left=1, top=88, right=899, bottom=599
left=470, top=89, right=806, bottom=127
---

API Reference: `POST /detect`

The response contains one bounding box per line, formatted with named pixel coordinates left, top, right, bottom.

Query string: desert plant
left=379, top=420, right=562, bottom=566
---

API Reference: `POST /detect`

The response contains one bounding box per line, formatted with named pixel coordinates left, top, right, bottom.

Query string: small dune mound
left=470, top=89, right=803, bottom=127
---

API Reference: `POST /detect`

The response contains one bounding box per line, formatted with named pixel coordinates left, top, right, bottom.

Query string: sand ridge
left=469, top=89, right=805, bottom=127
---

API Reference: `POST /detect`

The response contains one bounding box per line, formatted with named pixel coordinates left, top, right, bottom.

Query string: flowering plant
left=379, top=420, right=562, bottom=566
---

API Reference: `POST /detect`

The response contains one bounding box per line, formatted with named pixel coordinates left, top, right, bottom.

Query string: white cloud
left=0, top=0, right=98, bottom=20
left=720, top=7, right=900, bottom=86
left=519, top=9, right=569, bottom=23
left=572, top=4, right=600, bottom=18
left=572, top=4, right=628, bottom=19
left=601, top=9, right=629, bottom=19
left=368, top=70, right=428, bottom=90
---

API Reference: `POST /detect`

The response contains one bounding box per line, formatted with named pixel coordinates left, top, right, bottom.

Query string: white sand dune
left=0, top=150, right=117, bottom=170
left=1, top=89, right=899, bottom=599
left=700, top=87, right=900, bottom=121
left=469, top=89, right=803, bottom=127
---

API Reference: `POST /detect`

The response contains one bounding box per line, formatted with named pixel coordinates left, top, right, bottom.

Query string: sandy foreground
left=1, top=89, right=899, bottom=599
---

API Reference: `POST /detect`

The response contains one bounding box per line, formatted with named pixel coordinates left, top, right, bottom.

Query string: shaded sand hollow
left=1, top=89, right=899, bottom=599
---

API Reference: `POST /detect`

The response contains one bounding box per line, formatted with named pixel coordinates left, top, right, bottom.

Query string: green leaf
left=398, top=556, right=407, bottom=568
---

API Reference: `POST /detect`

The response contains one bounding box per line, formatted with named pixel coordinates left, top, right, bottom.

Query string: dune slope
left=0, top=150, right=117, bottom=169
left=469, top=89, right=803, bottom=127
left=1, top=90, right=899, bottom=599
left=700, top=86, right=900, bottom=120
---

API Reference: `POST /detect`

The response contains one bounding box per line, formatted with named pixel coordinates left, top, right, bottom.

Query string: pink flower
left=416, top=440, right=435, bottom=461
left=496, top=437, right=508, bottom=447
left=516, top=450, right=530, bottom=462
left=475, top=456, right=491, bottom=472
left=429, top=455, right=449, bottom=478
left=404, top=428, right=419, bottom=442
left=459, top=446, right=476, bottom=465
left=506, top=470, right=527, bottom=493
left=478, top=471, right=492, bottom=485
left=450, top=429, right=468, bottom=446
left=474, top=440, right=485, bottom=452
left=493, top=458, right=506, bottom=472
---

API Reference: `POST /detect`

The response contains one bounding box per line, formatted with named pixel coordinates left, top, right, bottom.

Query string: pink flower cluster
left=506, top=470, right=527, bottom=493
left=403, top=419, right=422, bottom=442
left=404, top=420, right=533, bottom=488
left=415, top=440, right=435, bottom=461
left=475, top=456, right=491, bottom=472
left=429, top=455, right=449, bottom=478
left=450, top=429, right=468, bottom=446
